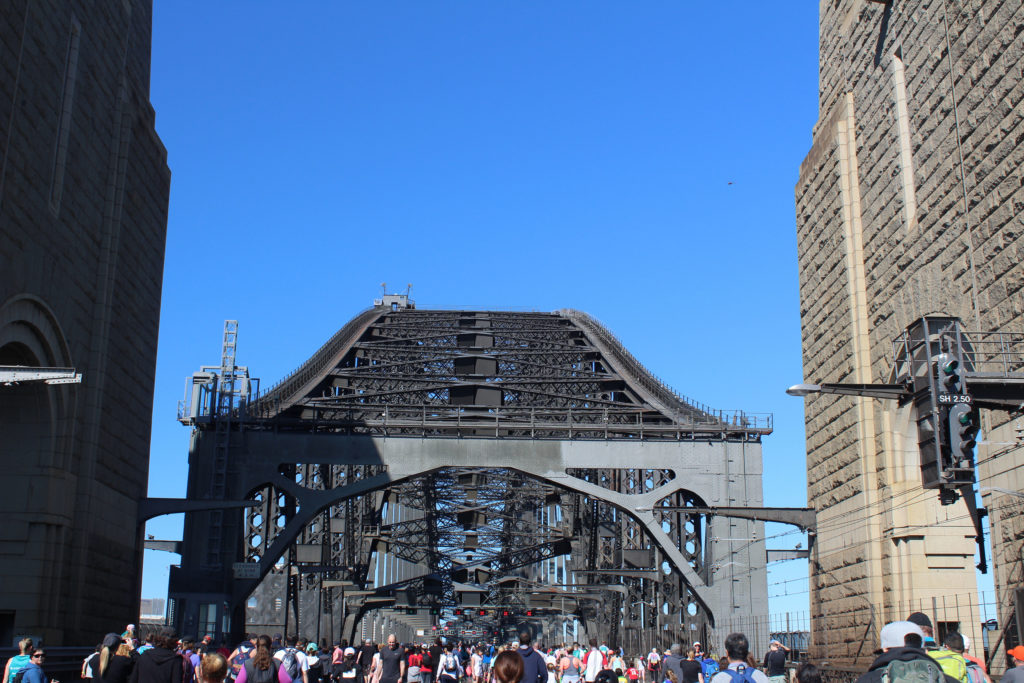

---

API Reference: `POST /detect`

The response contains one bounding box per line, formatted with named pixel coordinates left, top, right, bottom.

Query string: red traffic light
left=478, top=609, right=486, bottom=616
left=453, top=609, right=463, bottom=616
left=525, top=610, right=533, bottom=617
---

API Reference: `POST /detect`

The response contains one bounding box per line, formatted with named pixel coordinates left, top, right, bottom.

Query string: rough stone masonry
left=0, top=0, right=169, bottom=645
left=796, top=0, right=1024, bottom=668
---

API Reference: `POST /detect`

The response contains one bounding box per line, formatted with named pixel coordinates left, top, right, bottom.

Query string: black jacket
left=101, top=655, right=136, bottom=683
left=853, top=647, right=960, bottom=683
left=129, top=647, right=185, bottom=683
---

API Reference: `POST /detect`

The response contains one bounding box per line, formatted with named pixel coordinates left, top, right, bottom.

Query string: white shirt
left=584, top=649, right=603, bottom=682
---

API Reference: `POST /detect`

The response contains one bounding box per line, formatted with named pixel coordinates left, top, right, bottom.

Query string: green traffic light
left=959, top=412, right=972, bottom=425
left=943, top=359, right=959, bottom=374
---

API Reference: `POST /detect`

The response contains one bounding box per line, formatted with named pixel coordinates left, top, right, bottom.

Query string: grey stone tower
left=0, top=0, right=170, bottom=645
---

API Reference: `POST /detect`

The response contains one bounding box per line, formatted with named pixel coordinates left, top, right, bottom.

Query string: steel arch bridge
left=155, top=298, right=788, bottom=651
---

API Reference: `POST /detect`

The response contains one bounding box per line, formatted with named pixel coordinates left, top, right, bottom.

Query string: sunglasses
left=32, top=654, right=46, bottom=659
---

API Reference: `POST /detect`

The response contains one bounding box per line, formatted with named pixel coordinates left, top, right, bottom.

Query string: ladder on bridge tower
left=206, top=320, right=244, bottom=568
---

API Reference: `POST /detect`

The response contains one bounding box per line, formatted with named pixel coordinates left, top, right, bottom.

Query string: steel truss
left=168, top=307, right=779, bottom=651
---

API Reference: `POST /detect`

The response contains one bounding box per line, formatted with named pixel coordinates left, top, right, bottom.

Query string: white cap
left=880, top=621, right=924, bottom=650
left=962, top=635, right=971, bottom=651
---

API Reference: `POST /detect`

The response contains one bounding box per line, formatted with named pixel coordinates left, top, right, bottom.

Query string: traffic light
left=453, top=609, right=463, bottom=616
left=948, top=403, right=979, bottom=464
left=478, top=609, right=487, bottom=616
left=937, top=353, right=962, bottom=396
left=525, top=610, right=533, bottom=617
left=502, top=610, right=511, bottom=617
left=429, top=607, right=440, bottom=616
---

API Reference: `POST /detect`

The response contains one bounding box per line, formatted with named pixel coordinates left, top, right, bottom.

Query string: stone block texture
left=0, top=0, right=169, bottom=646
left=796, top=0, right=1024, bottom=668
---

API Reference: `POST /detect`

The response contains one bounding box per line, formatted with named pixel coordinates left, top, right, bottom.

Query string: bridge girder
left=169, top=308, right=774, bottom=651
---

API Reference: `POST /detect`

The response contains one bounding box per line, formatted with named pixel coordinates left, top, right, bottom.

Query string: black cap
left=907, top=612, right=932, bottom=629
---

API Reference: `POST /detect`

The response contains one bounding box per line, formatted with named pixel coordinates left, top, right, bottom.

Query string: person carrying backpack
left=930, top=633, right=970, bottom=683
left=275, top=637, right=308, bottom=683
left=438, top=646, right=461, bottom=683
left=238, top=636, right=282, bottom=683
left=228, top=637, right=258, bottom=683
left=851, top=622, right=961, bottom=683
left=4, top=638, right=34, bottom=683
left=707, top=634, right=768, bottom=683
left=16, top=649, right=49, bottom=683
left=959, top=637, right=989, bottom=683
left=699, top=656, right=717, bottom=682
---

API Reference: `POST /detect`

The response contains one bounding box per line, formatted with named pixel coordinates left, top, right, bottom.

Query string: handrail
left=250, top=306, right=382, bottom=413
left=557, top=308, right=724, bottom=423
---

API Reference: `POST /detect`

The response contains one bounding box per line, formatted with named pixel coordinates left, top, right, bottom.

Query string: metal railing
left=962, top=329, right=1024, bottom=378
left=892, top=320, right=1024, bottom=380
left=250, top=306, right=381, bottom=412
left=558, top=309, right=772, bottom=432
left=243, top=402, right=771, bottom=440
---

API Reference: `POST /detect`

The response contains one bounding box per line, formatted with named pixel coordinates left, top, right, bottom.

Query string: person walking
left=437, top=645, right=462, bottom=683
left=930, top=633, right=969, bottom=683
left=4, top=638, right=34, bottom=683
left=851, top=622, right=958, bottom=683
left=199, top=655, right=231, bottom=683
left=377, top=636, right=404, bottom=683
left=661, top=647, right=684, bottom=683
left=20, top=649, right=53, bottom=683
left=644, top=650, right=660, bottom=683
left=583, top=642, right=602, bottom=683
left=98, top=636, right=135, bottom=683
left=559, top=650, right=582, bottom=683
left=708, top=634, right=768, bottom=683
left=761, top=642, right=788, bottom=683
left=1002, top=647, right=1024, bottom=683
left=236, top=635, right=284, bottom=683
left=514, top=634, right=544, bottom=683
left=679, top=650, right=701, bottom=683
left=130, top=629, right=189, bottom=683
left=492, top=654, right=523, bottom=683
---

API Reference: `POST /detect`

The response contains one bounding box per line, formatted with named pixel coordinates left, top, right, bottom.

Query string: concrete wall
left=0, top=0, right=169, bottom=646
left=796, top=0, right=1023, bottom=666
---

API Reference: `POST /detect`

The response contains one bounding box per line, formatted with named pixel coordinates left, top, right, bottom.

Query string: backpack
left=11, top=670, right=28, bottom=683
left=719, top=666, right=758, bottom=683
left=965, top=663, right=984, bottom=683
left=929, top=652, right=967, bottom=683
left=880, top=659, right=945, bottom=683
left=701, top=660, right=719, bottom=677
left=445, top=653, right=458, bottom=673
left=230, top=646, right=254, bottom=680
left=281, top=649, right=302, bottom=681
left=245, top=659, right=281, bottom=683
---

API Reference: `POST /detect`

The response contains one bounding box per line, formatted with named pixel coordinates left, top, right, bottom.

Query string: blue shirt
left=21, top=663, right=47, bottom=683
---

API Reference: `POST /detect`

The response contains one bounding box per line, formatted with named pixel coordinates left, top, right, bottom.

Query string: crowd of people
left=4, top=611, right=1024, bottom=683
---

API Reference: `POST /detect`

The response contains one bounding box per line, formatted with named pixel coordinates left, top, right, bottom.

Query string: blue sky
left=142, top=2, right=820, bottom=618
